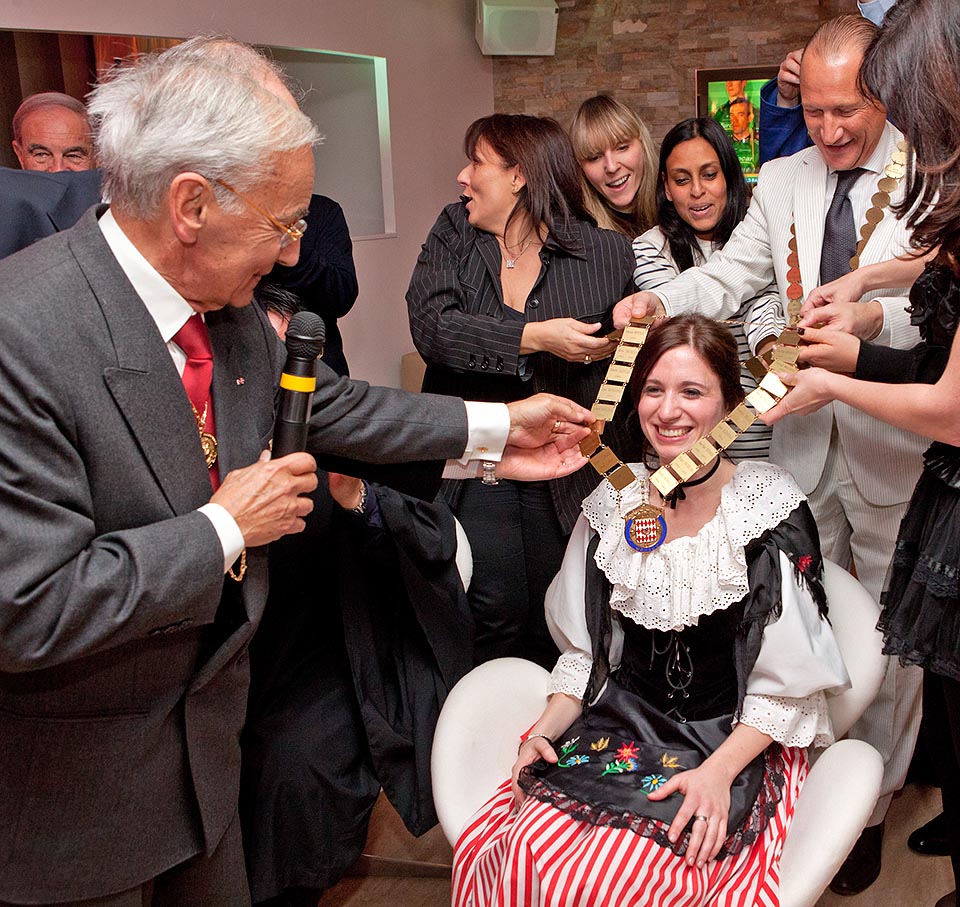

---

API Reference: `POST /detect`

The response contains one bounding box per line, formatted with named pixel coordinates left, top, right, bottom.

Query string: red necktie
left=172, top=314, right=219, bottom=489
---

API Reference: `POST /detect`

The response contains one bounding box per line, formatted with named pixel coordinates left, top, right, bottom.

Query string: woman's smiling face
left=635, top=344, right=727, bottom=462
left=579, top=136, right=645, bottom=212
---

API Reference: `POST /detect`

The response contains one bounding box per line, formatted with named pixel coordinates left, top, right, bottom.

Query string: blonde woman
left=570, top=94, right=657, bottom=239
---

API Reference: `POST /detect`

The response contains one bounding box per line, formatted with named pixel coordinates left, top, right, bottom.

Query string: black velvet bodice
left=615, top=605, right=743, bottom=722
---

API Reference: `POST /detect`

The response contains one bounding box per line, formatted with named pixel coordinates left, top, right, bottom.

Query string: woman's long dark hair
left=861, top=0, right=960, bottom=259
left=655, top=117, right=747, bottom=272
left=464, top=114, right=595, bottom=253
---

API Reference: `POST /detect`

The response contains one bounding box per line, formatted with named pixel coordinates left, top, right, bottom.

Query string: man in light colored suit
left=0, top=37, right=591, bottom=907
left=619, top=15, right=924, bottom=896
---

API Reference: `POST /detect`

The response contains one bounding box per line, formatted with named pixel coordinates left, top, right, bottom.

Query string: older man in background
left=11, top=91, right=94, bottom=172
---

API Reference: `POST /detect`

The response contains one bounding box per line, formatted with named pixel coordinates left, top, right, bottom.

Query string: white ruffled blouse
left=546, top=461, right=850, bottom=749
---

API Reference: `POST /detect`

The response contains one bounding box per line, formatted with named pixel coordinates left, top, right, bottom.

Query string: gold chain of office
left=580, top=141, right=908, bottom=500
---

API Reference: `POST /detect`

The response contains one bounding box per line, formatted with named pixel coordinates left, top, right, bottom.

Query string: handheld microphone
left=272, top=311, right=325, bottom=458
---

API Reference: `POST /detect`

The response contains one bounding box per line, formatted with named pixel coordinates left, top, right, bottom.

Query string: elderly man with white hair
left=0, top=37, right=591, bottom=907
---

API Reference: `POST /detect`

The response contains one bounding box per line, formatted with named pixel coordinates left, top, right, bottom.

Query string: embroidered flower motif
left=556, top=737, right=580, bottom=762
left=640, top=773, right=668, bottom=793
left=616, top=741, right=640, bottom=761
left=601, top=758, right=638, bottom=777
left=559, top=754, right=590, bottom=767
left=660, top=753, right=683, bottom=770
left=590, top=737, right=610, bottom=752
left=797, top=554, right=813, bottom=573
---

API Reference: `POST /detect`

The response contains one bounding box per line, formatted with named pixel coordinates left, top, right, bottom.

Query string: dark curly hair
left=629, top=313, right=745, bottom=412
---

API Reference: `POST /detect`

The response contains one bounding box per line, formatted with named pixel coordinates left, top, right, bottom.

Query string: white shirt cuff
left=459, top=401, right=510, bottom=464
left=736, top=691, right=836, bottom=749
left=198, top=502, right=246, bottom=573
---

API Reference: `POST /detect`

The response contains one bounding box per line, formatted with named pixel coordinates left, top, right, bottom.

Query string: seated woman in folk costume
left=453, top=313, right=849, bottom=907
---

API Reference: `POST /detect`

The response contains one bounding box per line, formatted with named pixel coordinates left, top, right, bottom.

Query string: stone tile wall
left=493, top=0, right=848, bottom=143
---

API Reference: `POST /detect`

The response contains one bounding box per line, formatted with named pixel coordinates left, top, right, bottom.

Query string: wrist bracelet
left=518, top=732, right=553, bottom=756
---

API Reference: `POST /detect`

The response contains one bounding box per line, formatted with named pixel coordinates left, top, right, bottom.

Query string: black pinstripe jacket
left=406, top=201, right=641, bottom=533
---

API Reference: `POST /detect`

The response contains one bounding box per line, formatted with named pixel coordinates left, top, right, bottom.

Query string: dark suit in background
left=267, top=193, right=358, bottom=377
left=0, top=165, right=101, bottom=258
left=240, top=480, right=472, bottom=904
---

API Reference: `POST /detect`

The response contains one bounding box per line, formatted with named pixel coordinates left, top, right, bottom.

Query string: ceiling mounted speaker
left=475, top=0, right=560, bottom=56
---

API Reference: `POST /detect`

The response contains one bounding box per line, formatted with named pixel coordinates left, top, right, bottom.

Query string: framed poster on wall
left=695, top=65, right=778, bottom=185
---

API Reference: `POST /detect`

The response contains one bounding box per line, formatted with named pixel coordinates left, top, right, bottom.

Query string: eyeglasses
left=214, top=178, right=308, bottom=249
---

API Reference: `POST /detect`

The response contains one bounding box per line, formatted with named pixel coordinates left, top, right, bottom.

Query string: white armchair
left=431, top=559, right=887, bottom=907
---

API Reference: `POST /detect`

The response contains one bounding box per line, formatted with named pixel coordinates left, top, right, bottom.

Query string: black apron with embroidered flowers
left=519, top=501, right=826, bottom=858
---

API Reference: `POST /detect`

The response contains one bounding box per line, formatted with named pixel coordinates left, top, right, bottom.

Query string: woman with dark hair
left=569, top=94, right=658, bottom=239
left=633, top=116, right=779, bottom=459
left=766, top=2, right=960, bottom=902
left=406, top=114, right=638, bottom=669
left=453, top=314, right=848, bottom=907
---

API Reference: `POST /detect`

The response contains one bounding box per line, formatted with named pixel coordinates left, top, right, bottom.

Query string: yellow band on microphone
left=279, top=372, right=317, bottom=393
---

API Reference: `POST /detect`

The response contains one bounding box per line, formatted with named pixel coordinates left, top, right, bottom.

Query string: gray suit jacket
left=0, top=208, right=467, bottom=902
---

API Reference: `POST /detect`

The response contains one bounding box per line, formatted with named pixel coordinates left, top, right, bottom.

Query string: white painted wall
left=4, top=0, right=495, bottom=386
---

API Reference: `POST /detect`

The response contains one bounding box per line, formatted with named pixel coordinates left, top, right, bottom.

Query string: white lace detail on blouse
left=550, top=651, right=595, bottom=700
left=737, top=692, right=837, bottom=749
left=581, top=460, right=805, bottom=632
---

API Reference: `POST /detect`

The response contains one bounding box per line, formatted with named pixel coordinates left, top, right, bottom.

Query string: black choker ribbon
left=663, top=456, right=721, bottom=509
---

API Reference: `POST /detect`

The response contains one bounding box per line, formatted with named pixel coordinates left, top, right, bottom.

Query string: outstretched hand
left=798, top=300, right=883, bottom=340
left=796, top=326, right=860, bottom=373
left=505, top=393, right=594, bottom=449
left=523, top=318, right=619, bottom=362
left=800, top=269, right=866, bottom=317
left=612, top=291, right=661, bottom=330
left=498, top=438, right=588, bottom=481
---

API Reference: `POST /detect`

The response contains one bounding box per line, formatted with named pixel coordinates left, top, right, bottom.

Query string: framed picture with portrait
left=695, top=65, right=779, bottom=185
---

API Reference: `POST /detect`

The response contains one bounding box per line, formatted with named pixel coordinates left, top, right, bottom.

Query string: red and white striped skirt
left=453, top=745, right=808, bottom=907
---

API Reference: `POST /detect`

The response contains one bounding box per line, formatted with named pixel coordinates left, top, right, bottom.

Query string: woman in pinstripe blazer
left=407, top=114, right=639, bottom=670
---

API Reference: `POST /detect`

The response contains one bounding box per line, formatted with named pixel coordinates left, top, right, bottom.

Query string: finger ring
left=552, top=420, right=563, bottom=433
left=694, top=815, right=708, bottom=823
left=583, top=355, right=592, bottom=364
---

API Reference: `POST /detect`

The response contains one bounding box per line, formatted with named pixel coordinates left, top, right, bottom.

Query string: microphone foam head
left=284, top=311, right=326, bottom=360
